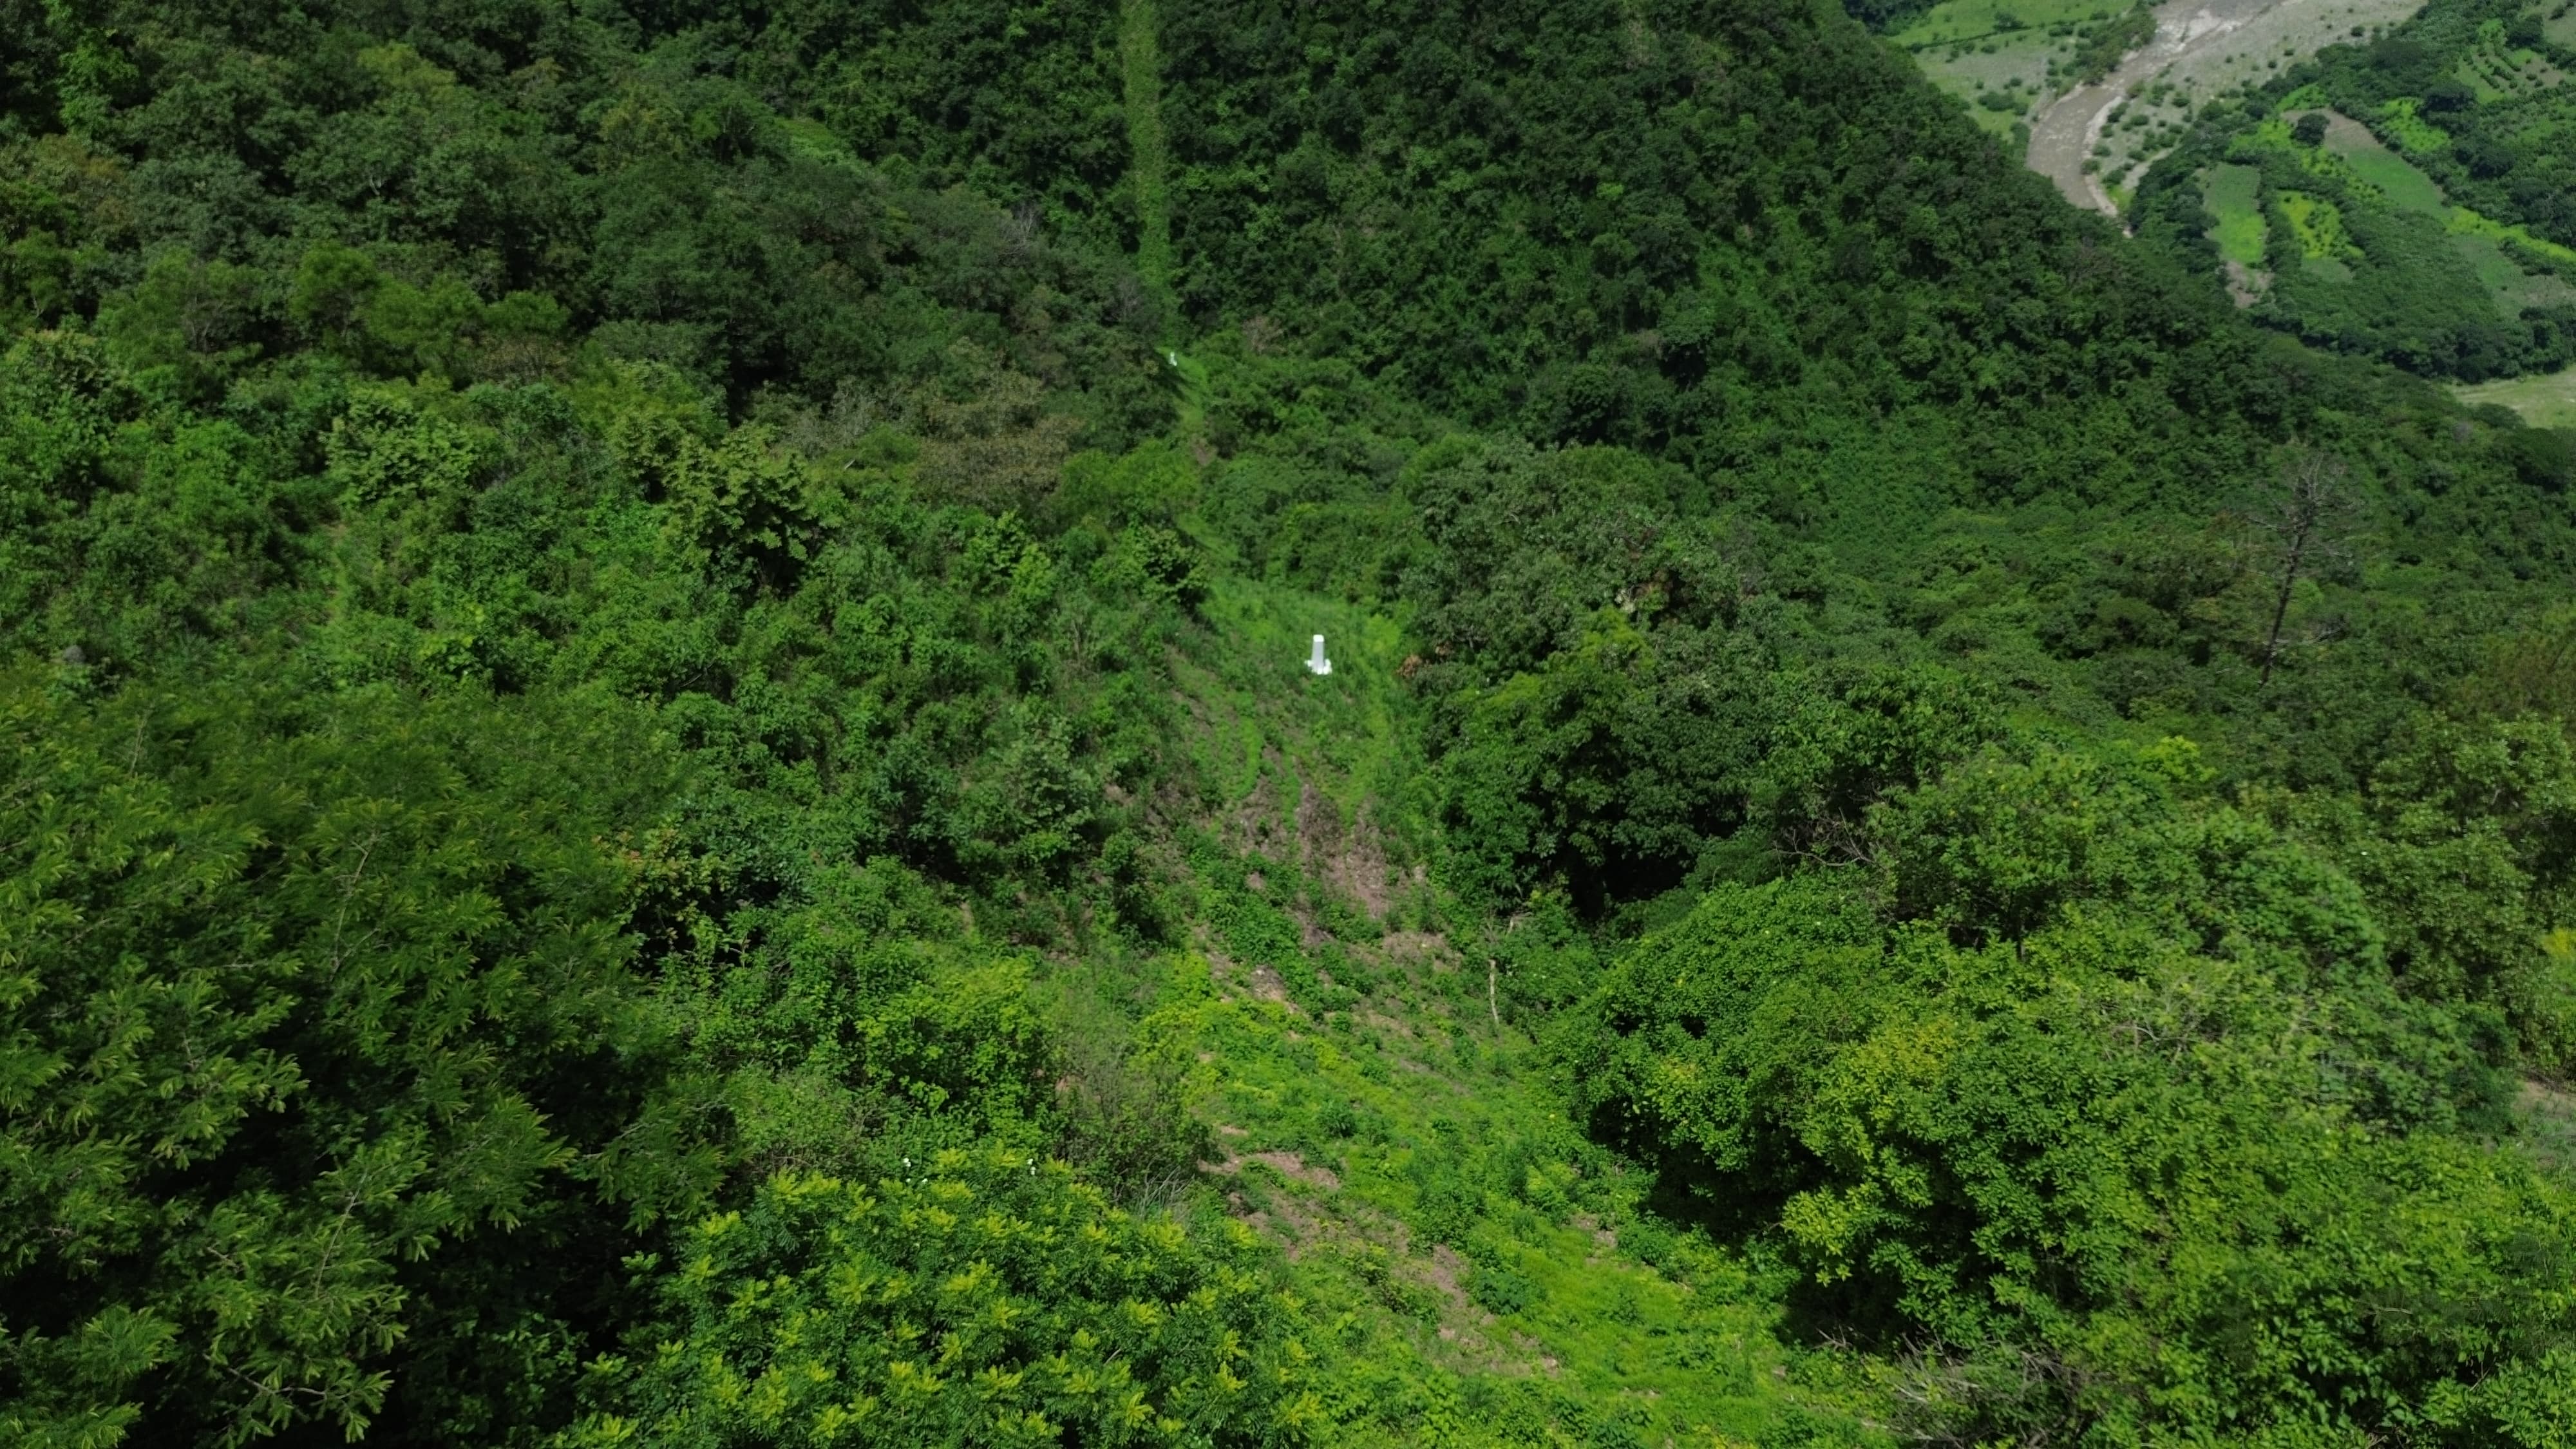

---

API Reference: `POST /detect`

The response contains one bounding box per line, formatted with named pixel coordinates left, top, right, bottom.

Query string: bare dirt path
left=2026, top=0, right=2421, bottom=213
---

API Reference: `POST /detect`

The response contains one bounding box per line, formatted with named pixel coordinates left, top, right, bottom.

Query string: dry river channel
left=2026, top=0, right=2423, bottom=214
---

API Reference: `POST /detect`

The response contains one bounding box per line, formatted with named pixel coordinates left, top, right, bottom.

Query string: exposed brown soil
left=1298, top=781, right=1399, bottom=920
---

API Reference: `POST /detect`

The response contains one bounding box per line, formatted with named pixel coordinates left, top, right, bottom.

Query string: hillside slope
left=6, top=1, right=2576, bottom=1446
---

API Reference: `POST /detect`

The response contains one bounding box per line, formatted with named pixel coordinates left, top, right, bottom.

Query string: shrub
left=564, top=1151, right=1321, bottom=1448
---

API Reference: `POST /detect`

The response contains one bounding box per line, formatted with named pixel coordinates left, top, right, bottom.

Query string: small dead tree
left=2257, top=451, right=2360, bottom=688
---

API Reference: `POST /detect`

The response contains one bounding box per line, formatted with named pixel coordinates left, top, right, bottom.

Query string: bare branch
left=2258, top=451, right=2361, bottom=689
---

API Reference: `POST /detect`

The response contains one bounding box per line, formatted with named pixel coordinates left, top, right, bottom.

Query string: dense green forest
left=8, top=0, right=2576, bottom=1444
left=2135, top=0, right=2576, bottom=382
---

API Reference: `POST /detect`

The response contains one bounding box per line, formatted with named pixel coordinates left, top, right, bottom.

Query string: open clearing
left=2204, top=162, right=2267, bottom=263
left=2458, top=19, right=2566, bottom=97
left=2309, top=109, right=2447, bottom=211
left=2550, top=0, right=2576, bottom=48
left=2203, top=162, right=2271, bottom=302
left=2455, top=228, right=2576, bottom=316
left=2454, top=363, right=2576, bottom=428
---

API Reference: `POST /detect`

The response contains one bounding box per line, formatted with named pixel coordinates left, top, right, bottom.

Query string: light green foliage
left=2378, top=97, right=2458, bottom=156
left=1150, top=942, right=1868, bottom=1446
left=564, top=1152, right=1320, bottom=1448
left=1119, top=0, right=1174, bottom=316
left=1569, top=850, right=2576, bottom=1443
left=2280, top=190, right=2365, bottom=260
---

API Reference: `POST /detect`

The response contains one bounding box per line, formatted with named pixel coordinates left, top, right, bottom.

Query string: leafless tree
left=2257, top=451, right=2361, bottom=688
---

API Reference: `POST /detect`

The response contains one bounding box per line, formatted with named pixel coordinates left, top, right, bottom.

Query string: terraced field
left=2278, top=106, right=2576, bottom=318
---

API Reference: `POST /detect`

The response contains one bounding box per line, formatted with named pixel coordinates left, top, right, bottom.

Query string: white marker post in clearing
left=1307, top=634, right=1332, bottom=676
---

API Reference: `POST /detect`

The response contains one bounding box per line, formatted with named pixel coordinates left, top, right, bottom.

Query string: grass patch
left=2322, top=117, right=2449, bottom=214
left=1891, top=0, right=2127, bottom=48
left=1174, top=975, right=1838, bottom=1443
left=2449, top=231, right=2576, bottom=318
left=1177, top=576, right=1417, bottom=840
left=2459, top=19, right=2563, bottom=96
left=1150, top=549, right=2302, bottom=1440
left=2454, top=362, right=2576, bottom=427
left=2550, top=1, right=2576, bottom=49
left=2204, top=164, right=2268, bottom=267
left=2449, top=205, right=2576, bottom=269
left=1148, top=574, right=1869, bottom=1444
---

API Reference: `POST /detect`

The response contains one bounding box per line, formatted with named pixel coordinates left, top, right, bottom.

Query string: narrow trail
left=2027, top=0, right=2293, bottom=214
left=1118, top=0, right=1174, bottom=319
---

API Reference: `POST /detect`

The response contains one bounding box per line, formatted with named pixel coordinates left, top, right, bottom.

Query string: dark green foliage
left=1464, top=1258, right=1539, bottom=1318
left=0, top=674, right=716, bottom=1447
left=1155, top=0, right=2273, bottom=516
left=0, top=331, right=323, bottom=672
left=2508, top=424, right=2576, bottom=489
left=2072, top=5, right=2159, bottom=84
left=1841, top=0, right=1947, bottom=32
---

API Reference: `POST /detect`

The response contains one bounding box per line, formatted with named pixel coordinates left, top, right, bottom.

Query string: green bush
left=0, top=676, right=715, bottom=1446
left=564, top=1151, right=1321, bottom=1448
left=1464, top=1261, right=1540, bottom=1318
left=1565, top=812, right=2576, bottom=1442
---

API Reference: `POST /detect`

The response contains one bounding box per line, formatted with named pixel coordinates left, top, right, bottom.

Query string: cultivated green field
left=2458, top=17, right=2565, bottom=97
left=2455, top=362, right=2576, bottom=426
left=2240, top=110, right=2576, bottom=319
left=2455, top=231, right=2576, bottom=316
